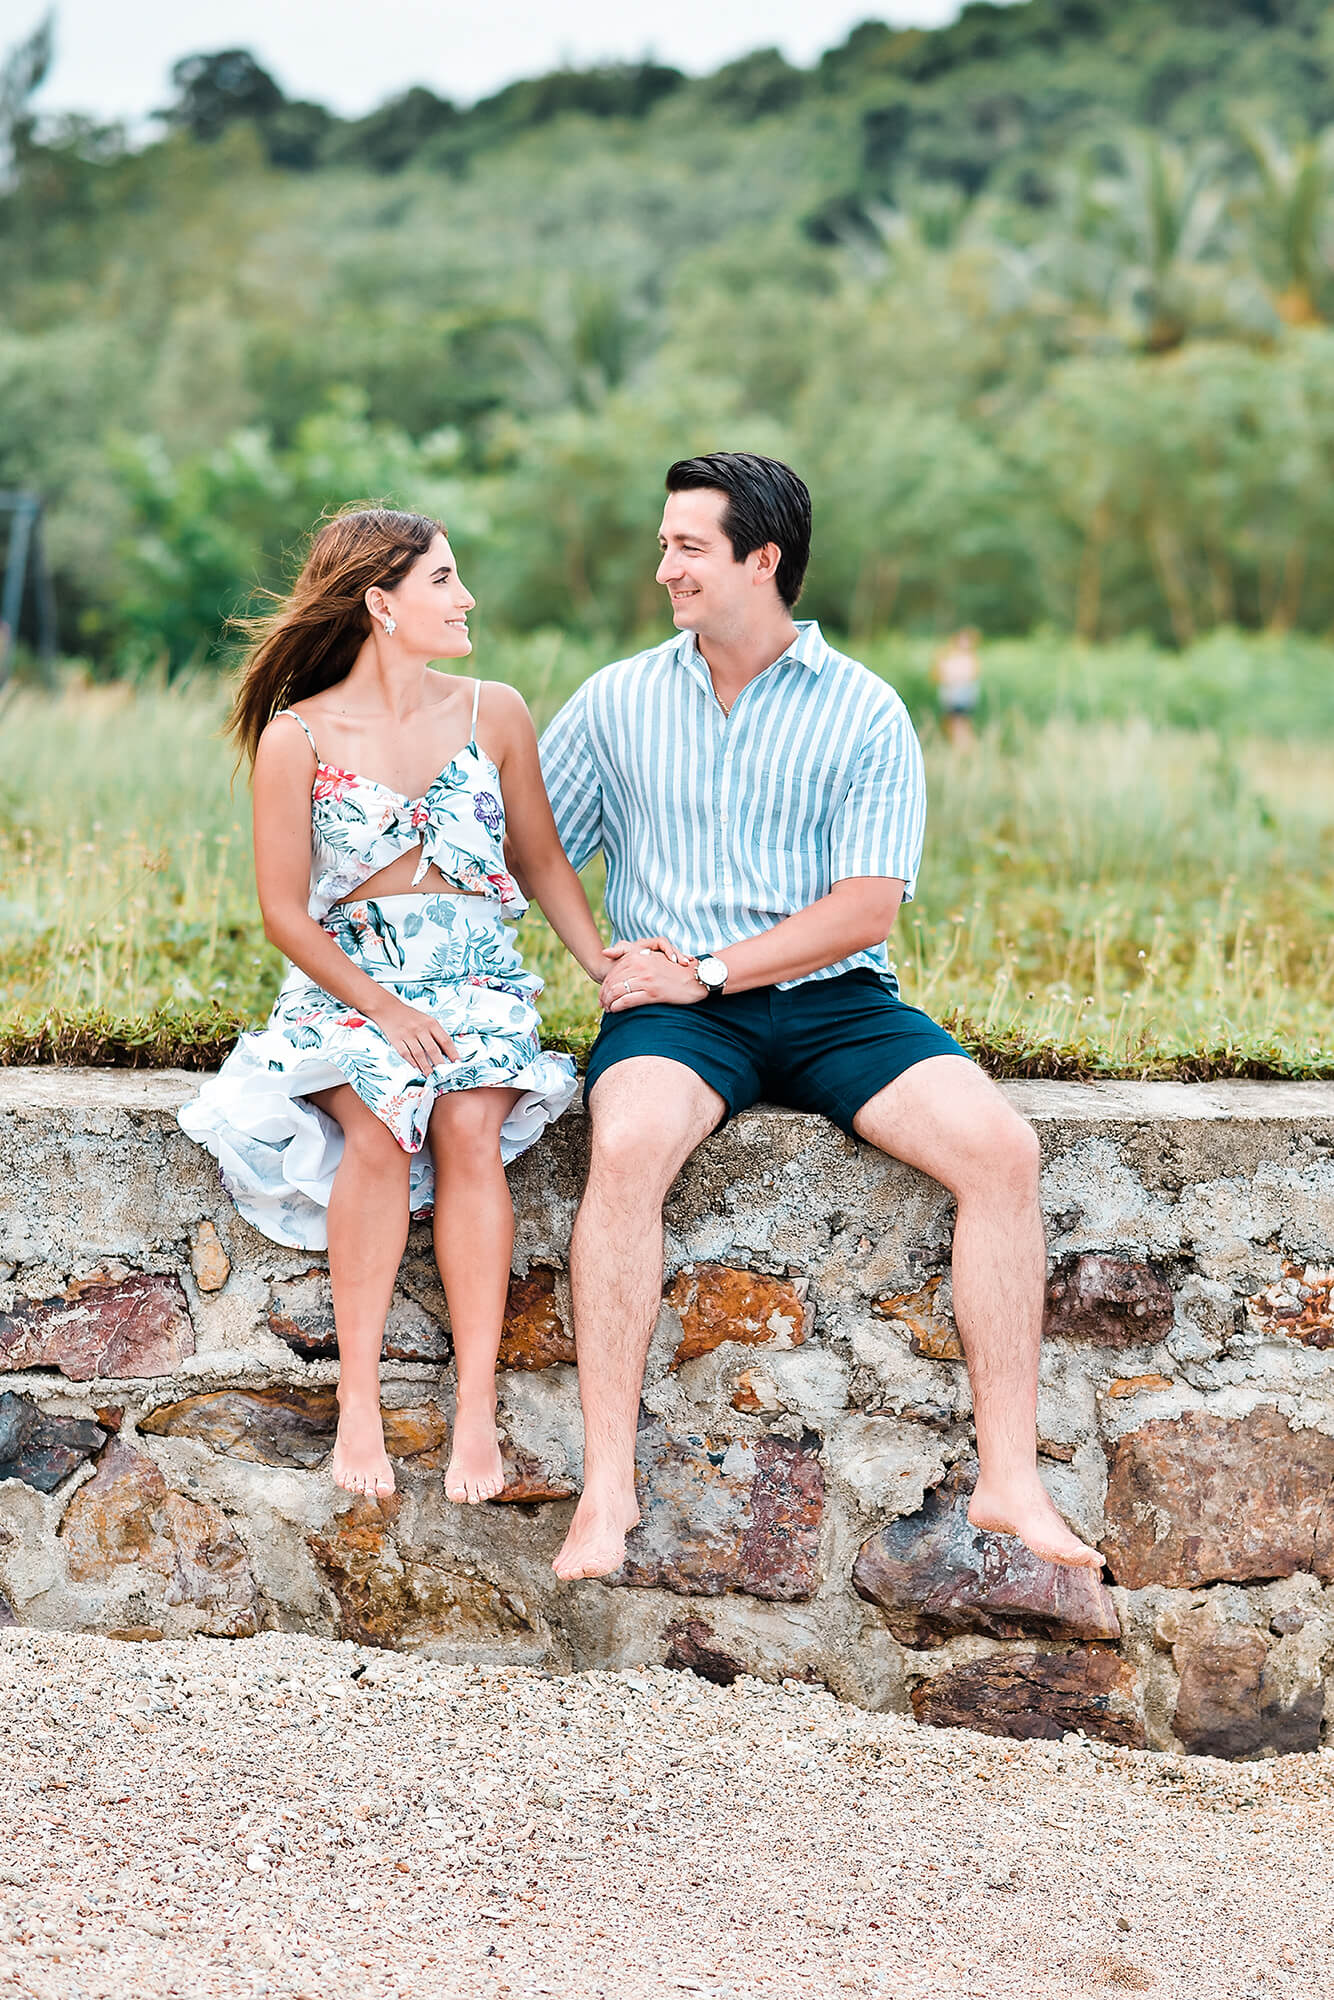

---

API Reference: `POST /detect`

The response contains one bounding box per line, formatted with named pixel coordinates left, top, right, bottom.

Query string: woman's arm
left=491, top=688, right=612, bottom=982
left=251, top=717, right=460, bottom=1074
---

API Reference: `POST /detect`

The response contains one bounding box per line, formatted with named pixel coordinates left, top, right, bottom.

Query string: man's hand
left=591, top=935, right=694, bottom=984
left=599, top=943, right=707, bottom=1012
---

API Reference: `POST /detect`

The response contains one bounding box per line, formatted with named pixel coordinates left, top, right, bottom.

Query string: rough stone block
left=307, top=1507, right=532, bottom=1648
left=268, top=1276, right=449, bottom=1362
left=1101, top=1405, right=1334, bottom=1588
left=872, top=1275, right=963, bottom=1361
left=912, top=1647, right=1145, bottom=1747
left=493, top=1442, right=576, bottom=1504
left=189, top=1220, right=230, bottom=1294
left=852, top=1464, right=1120, bottom=1648
left=497, top=1266, right=575, bottom=1370
left=666, top=1264, right=809, bottom=1368
left=57, top=1439, right=259, bottom=1635
left=139, top=1388, right=450, bottom=1470
left=614, top=1422, right=824, bottom=1601
left=1044, top=1254, right=1174, bottom=1346
left=1172, top=1621, right=1325, bottom=1759
left=1247, top=1261, right=1334, bottom=1350
left=0, top=1273, right=194, bottom=1380
left=663, top=1618, right=748, bottom=1685
left=0, top=1394, right=106, bottom=1493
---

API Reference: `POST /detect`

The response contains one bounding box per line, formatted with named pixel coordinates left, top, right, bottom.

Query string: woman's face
left=377, top=531, right=476, bottom=659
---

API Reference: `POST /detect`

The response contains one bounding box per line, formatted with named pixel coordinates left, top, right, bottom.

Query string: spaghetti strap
left=469, top=677, right=482, bottom=743
left=277, top=709, right=318, bottom=759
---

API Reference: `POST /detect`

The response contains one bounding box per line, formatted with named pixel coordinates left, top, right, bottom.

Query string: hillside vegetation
left=5, top=2, right=1334, bottom=665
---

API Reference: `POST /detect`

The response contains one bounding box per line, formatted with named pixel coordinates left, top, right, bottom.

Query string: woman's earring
left=382, top=614, right=397, bottom=637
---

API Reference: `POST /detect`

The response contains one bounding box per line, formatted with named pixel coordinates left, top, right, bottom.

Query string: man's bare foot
left=552, top=1486, right=641, bottom=1581
left=445, top=1399, right=505, bottom=1504
left=330, top=1401, right=395, bottom=1498
left=968, top=1474, right=1104, bottom=1569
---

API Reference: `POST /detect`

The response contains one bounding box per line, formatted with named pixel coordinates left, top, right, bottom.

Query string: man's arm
left=536, top=682, right=604, bottom=873
left=602, top=878, right=902, bottom=1008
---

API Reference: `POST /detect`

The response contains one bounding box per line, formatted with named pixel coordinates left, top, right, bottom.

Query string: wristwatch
left=694, top=954, right=729, bottom=998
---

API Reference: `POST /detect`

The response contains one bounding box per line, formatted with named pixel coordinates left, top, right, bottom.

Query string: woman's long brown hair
left=228, top=505, right=444, bottom=766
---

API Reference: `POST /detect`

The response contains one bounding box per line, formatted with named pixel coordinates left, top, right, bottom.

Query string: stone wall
left=0, top=1069, right=1331, bottom=1759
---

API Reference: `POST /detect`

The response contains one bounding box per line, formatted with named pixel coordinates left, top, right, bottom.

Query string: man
left=538, top=451, right=1101, bottom=1582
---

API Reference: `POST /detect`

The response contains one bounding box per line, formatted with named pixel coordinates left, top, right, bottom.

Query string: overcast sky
left=19, top=1, right=975, bottom=125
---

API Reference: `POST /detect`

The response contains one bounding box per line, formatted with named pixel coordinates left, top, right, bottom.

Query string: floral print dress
left=178, top=683, right=578, bottom=1250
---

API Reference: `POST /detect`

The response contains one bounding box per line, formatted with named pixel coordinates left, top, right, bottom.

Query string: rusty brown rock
left=730, top=1369, right=779, bottom=1413
left=1044, top=1254, right=1174, bottom=1347
left=380, top=1406, right=451, bottom=1468
left=493, top=1442, right=576, bottom=1505
left=664, top=1618, right=749, bottom=1686
left=497, top=1266, right=575, bottom=1370
left=1106, top=1374, right=1174, bottom=1398
left=614, top=1423, right=823, bottom=1601
left=189, top=1220, right=230, bottom=1294
left=1100, top=1405, right=1334, bottom=1588
left=1173, top=1622, right=1324, bottom=1759
left=58, top=1440, right=259, bottom=1636
left=0, top=1393, right=106, bottom=1493
left=1247, top=1261, right=1334, bottom=1349
left=141, top=1389, right=450, bottom=1469
left=666, top=1265, right=809, bottom=1368
left=0, top=1273, right=194, bottom=1380
left=853, top=1463, right=1121, bottom=1649
left=308, top=1508, right=532, bottom=1649
left=912, top=1647, right=1145, bottom=1747
left=873, top=1275, right=964, bottom=1361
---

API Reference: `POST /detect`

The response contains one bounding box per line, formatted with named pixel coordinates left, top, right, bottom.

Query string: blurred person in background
left=931, top=626, right=982, bottom=748
left=540, top=453, right=1102, bottom=1583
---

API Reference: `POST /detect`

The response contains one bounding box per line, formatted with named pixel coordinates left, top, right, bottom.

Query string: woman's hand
left=369, top=997, right=460, bottom=1074
left=604, top=936, right=697, bottom=968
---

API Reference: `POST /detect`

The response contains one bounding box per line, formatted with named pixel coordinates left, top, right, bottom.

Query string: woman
left=180, top=506, right=628, bottom=1507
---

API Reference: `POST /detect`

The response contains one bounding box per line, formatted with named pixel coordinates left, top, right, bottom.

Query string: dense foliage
left=4, top=2, right=1334, bottom=664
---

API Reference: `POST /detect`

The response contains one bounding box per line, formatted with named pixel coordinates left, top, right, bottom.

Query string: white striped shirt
left=538, top=621, right=926, bottom=992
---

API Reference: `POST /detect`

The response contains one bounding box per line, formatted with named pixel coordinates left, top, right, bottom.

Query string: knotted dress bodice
left=278, top=696, right=526, bottom=924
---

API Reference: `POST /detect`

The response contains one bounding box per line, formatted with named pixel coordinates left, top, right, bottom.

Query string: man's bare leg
left=553, top=1057, right=725, bottom=1581
left=311, top=1084, right=411, bottom=1499
left=853, top=1054, right=1102, bottom=1568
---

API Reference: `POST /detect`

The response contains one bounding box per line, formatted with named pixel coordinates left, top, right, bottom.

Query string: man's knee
left=586, top=1061, right=719, bottom=1192
left=965, top=1094, right=1040, bottom=1195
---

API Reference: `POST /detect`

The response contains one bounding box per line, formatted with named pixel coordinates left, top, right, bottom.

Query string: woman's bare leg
left=311, top=1083, right=411, bottom=1498
left=428, top=1086, right=523, bottom=1503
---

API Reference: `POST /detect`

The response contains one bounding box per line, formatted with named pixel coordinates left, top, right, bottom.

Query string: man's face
left=655, top=489, right=756, bottom=639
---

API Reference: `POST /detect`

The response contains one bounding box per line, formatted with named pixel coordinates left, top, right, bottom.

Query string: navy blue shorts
left=582, top=970, right=970, bottom=1136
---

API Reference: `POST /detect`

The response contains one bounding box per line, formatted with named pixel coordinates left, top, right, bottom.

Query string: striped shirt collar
left=677, top=619, right=831, bottom=686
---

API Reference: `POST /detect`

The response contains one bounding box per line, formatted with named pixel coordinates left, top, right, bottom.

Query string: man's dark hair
left=664, top=452, right=812, bottom=610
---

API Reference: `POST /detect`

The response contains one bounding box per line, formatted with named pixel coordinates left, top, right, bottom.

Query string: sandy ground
left=0, top=1628, right=1328, bottom=2000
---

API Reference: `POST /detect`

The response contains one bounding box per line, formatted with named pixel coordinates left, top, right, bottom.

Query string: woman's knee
left=429, top=1090, right=506, bottom=1166
left=332, top=1101, right=408, bottom=1174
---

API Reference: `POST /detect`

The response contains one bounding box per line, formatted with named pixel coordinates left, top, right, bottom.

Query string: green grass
left=2, top=632, right=1332, bottom=1077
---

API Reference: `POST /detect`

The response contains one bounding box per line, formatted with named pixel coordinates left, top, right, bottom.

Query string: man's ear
left=751, top=541, right=782, bottom=587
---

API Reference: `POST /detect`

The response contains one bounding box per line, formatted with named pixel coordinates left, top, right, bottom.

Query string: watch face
left=698, top=956, right=727, bottom=991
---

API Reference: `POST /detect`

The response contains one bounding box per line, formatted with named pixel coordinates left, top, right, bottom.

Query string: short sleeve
left=826, top=694, right=926, bottom=902
left=538, top=682, right=604, bottom=872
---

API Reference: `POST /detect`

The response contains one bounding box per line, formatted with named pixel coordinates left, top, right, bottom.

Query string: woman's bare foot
left=445, top=1398, right=505, bottom=1504
left=552, top=1484, right=641, bottom=1581
left=330, top=1400, right=395, bottom=1498
left=968, top=1473, right=1104, bottom=1569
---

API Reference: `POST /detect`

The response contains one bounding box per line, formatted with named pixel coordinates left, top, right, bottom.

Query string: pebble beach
left=0, top=1628, right=1328, bottom=2000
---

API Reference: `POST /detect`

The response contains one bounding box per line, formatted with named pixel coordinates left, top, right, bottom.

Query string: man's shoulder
left=804, top=631, right=914, bottom=729
left=585, top=632, right=685, bottom=698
